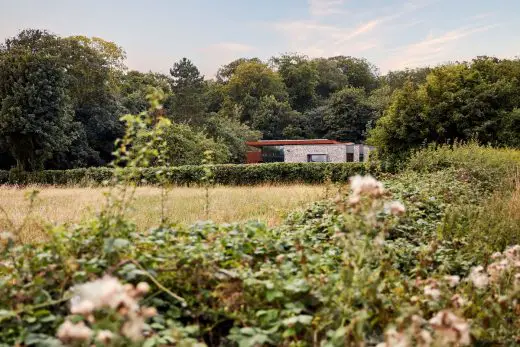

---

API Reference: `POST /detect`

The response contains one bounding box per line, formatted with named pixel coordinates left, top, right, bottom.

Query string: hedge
left=0, top=162, right=368, bottom=186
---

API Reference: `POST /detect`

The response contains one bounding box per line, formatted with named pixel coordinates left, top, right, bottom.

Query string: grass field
left=0, top=184, right=325, bottom=242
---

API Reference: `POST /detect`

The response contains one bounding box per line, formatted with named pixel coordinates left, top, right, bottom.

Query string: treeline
left=1, top=29, right=520, bottom=171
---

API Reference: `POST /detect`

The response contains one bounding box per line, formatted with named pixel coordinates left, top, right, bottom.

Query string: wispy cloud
left=272, top=18, right=381, bottom=57
left=382, top=24, right=500, bottom=70
left=308, top=0, right=346, bottom=16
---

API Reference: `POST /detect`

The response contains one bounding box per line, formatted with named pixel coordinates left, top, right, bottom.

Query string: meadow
left=0, top=184, right=324, bottom=243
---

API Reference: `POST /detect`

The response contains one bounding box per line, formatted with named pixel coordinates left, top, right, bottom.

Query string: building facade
left=246, top=140, right=374, bottom=164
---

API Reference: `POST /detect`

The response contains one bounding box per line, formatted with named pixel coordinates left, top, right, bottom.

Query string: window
left=261, top=146, right=284, bottom=163
left=346, top=153, right=354, bottom=162
left=307, top=154, right=328, bottom=162
left=359, top=153, right=364, bottom=162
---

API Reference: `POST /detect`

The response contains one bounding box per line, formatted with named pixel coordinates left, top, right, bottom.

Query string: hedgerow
left=0, top=162, right=366, bottom=186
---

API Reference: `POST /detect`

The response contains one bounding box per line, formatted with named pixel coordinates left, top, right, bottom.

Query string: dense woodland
left=1, top=29, right=520, bottom=171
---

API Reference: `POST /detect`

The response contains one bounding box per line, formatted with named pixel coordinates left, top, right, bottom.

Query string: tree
left=368, top=81, right=427, bottom=154
left=251, top=96, right=303, bottom=139
left=169, top=58, right=206, bottom=125
left=271, top=54, right=318, bottom=112
left=224, top=61, right=287, bottom=123
left=159, top=122, right=229, bottom=166
left=0, top=30, right=127, bottom=167
left=330, top=56, right=380, bottom=91
left=204, top=114, right=261, bottom=163
left=369, top=58, right=520, bottom=154
left=120, top=71, right=172, bottom=114
left=323, top=87, right=377, bottom=142
left=216, top=57, right=262, bottom=83
left=382, top=67, right=431, bottom=92
left=0, top=54, right=74, bottom=171
left=313, top=58, right=349, bottom=100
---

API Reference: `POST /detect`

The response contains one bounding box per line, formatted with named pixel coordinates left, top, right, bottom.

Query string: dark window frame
left=307, top=154, right=329, bottom=163
left=346, top=153, right=354, bottom=162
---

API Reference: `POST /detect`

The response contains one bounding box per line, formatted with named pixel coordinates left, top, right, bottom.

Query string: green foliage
left=323, top=87, right=377, bottom=142
left=0, top=52, right=74, bottom=171
left=158, top=122, right=230, bottom=166
left=369, top=57, right=520, bottom=156
left=251, top=96, right=304, bottom=140
left=223, top=60, right=288, bottom=124
left=203, top=114, right=261, bottom=163
left=0, top=162, right=367, bottom=186
left=271, top=54, right=319, bottom=112
left=168, top=57, right=207, bottom=126
left=1, top=113, right=520, bottom=346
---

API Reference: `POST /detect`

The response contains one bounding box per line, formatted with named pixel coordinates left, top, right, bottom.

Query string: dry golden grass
left=0, top=185, right=325, bottom=242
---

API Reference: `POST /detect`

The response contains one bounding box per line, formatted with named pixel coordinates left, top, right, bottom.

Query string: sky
left=1, top=0, right=520, bottom=78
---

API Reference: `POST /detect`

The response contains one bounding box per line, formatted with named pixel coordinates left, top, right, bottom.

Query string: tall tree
left=323, top=87, right=377, bottom=142
left=251, top=96, right=303, bottom=140
left=216, top=57, right=262, bottom=83
left=330, top=56, right=380, bottom=92
left=0, top=54, right=74, bottom=171
left=313, top=58, right=349, bottom=100
left=271, top=54, right=318, bottom=112
left=169, top=57, right=206, bottom=125
left=224, top=60, right=287, bottom=123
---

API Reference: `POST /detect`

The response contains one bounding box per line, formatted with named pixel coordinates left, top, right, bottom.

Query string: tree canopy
left=1, top=29, right=519, bottom=170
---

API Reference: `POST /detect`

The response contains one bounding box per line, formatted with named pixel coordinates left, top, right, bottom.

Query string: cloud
left=308, top=0, right=346, bottom=16
left=382, top=24, right=499, bottom=70
left=270, top=15, right=385, bottom=58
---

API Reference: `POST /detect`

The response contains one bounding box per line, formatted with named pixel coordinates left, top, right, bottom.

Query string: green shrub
left=0, top=162, right=366, bottom=186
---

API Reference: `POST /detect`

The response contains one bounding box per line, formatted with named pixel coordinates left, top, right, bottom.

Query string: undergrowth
left=0, top=96, right=519, bottom=346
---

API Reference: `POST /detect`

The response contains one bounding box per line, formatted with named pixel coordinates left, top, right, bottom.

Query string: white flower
left=56, top=320, right=93, bottom=342
left=349, top=175, right=385, bottom=198
left=491, top=252, right=502, bottom=260
left=429, top=310, right=470, bottom=345
left=348, top=195, right=360, bottom=206
left=468, top=266, right=489, bottom=289
left=504, top=245, right=520, bottom=261
left=418, top=329, right=433, bottom=347
left=451, top=294, right=466, bottom=308
left=70, top=299, right=94, bottom=315
left=136, top=282, right=150, bottom=295
left=487, top=259, right=509, bottom=283
left=383, top=327, right=410, bottom=347
left=96, top=330, right=114, bottom=344
left=443, top=275, right=460, bottom=287
left=385, top=201, right=406, bottom=216
left=71, top=275, right=139, bottom=312
left=424, top=285, right=441, bottom=300
left=122, top=316, right=145, bottom=341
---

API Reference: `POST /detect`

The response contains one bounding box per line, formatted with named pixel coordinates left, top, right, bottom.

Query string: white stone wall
left=284, top=145, right=347, bottom=163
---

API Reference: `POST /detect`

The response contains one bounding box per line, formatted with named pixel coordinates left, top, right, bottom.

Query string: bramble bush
left=1, top=94, right=520, bottom=346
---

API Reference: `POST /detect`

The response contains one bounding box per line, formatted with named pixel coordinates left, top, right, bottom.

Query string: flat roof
left=246, top=139, right=354, bottom=147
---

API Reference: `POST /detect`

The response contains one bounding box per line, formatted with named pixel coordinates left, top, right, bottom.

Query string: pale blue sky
left=1, top=0, right=519, bottom=78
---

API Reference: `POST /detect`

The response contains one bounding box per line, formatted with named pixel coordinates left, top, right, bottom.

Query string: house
left=246, top=139, right=374, bottom=164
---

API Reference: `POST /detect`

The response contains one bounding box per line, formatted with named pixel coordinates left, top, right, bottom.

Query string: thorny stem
left=130, top=260, right=186, bottom=305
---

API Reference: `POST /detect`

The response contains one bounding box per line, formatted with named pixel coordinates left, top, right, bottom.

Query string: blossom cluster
left=469, top=244, right=520, bottom=288
left=57, top=275, right=157, bottom=345
left=347, top=175, right=406, bottom=216
left=377, top=310, right=470, bottom=347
